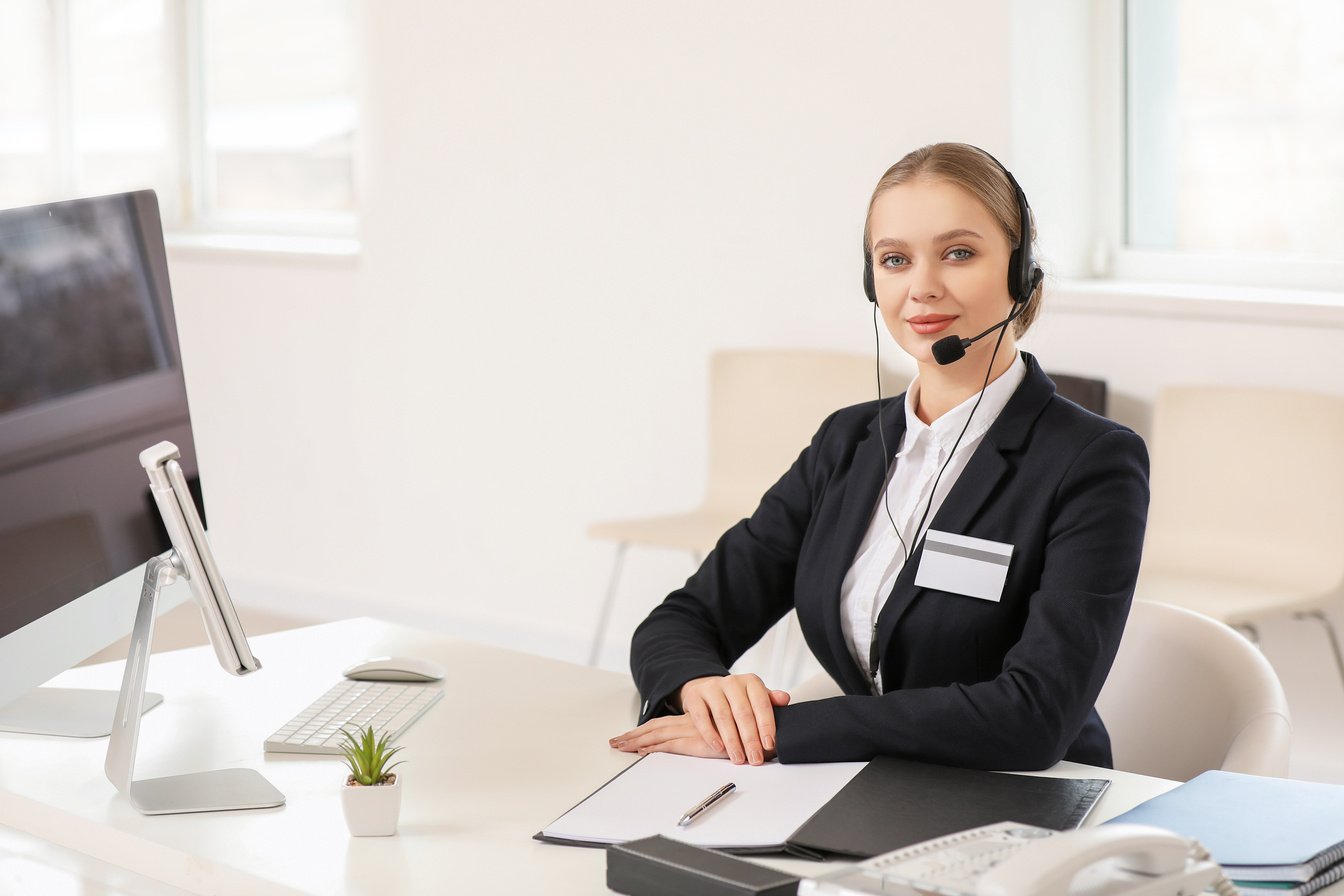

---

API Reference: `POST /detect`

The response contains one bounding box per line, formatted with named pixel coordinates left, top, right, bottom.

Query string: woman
left=610, top=143, right=1148, bottom=771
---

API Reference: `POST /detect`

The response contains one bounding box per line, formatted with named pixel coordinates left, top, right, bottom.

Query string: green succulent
left=339, top=725, right=405, bottom=786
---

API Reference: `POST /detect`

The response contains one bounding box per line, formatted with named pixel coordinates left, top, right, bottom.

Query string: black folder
left=786, top=755, right=1111, bottom=859
left=538, top=753, right=1109, bottom=859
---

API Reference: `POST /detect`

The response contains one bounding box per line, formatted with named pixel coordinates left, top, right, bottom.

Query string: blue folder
left=1107, top=770, right=1344, bottom=884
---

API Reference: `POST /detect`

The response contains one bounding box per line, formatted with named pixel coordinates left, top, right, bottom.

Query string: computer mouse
left=342, top=656, right=446, bottom=682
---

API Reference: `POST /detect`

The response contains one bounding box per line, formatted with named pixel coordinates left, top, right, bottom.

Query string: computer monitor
left=0, top=190, right=201, bottom=735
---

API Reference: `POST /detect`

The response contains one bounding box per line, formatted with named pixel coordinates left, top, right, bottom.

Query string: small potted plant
left=339, top=725, right=405, bottom=837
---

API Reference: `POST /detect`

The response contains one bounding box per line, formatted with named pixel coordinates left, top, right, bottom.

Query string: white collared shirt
left=839, top=353, right=1027, bottom=693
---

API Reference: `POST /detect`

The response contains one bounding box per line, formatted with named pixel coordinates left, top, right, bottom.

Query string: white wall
left=166, top=1, right=1012, bottom=664
left=163, top=2, right=1344, bottom=671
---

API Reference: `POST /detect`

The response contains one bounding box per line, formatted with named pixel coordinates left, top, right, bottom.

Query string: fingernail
left=763, top=736, right=774, bottom=751
left=749, top=749, right=762, bottom=765
left=710, top=739, right=723, bottom=753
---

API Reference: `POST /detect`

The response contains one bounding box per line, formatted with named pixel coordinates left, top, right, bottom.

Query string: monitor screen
left=0, top=195, right=171, bottom=415
left=0, top=191, right=201, bottom=691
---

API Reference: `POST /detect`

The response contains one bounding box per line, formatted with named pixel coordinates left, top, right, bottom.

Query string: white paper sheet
left=541, top=753, right=867, bottom=850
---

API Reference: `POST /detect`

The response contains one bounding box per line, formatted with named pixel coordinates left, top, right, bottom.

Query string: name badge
left=914, top=530, right=1013, bottom=602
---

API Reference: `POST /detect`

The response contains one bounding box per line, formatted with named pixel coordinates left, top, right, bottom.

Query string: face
left=867, top=177, right=1016, bottom=367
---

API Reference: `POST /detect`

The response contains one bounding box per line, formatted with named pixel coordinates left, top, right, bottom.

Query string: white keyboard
left=264, top=679, right=444, bottom=755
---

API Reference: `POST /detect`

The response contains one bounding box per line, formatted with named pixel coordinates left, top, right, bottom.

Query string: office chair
left=1048, top=372, right=1107, bottom=416
left=587, top=348, right=909, bottom=676
left=1136, top=386, right=1344, bottom=689
left=1096, top=600, right=1292, bottom=781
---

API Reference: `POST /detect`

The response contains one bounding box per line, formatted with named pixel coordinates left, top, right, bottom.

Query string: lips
left=907, top=314, right=956, bottom=335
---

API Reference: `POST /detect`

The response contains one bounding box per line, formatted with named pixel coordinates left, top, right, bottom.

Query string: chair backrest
left=1095, top=600, right=1291, bottom=781
left=705, top=349, right=909, bottom=515
left=1142, top=386, right=1344, bottom=593
left=1048, top=372, right=1107, bottom=416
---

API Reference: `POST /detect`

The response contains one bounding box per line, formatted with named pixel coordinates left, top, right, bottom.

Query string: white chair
left=587, top=348, right=908, bottom=675
left=1096, top=600, right=1292, bottom=781
left=1136, top=386, right=1344, bottom=687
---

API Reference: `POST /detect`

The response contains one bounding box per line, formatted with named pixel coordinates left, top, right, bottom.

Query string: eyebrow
left=872, top=228, right=985, bottom=251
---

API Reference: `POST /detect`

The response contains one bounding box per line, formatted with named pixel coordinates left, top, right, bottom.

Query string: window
left=0, top=0, right=61, bottom=209
left=1120, top=0, right=1344, bottom=292
left=198, top=0, right=357, bottom=233
left=0, top=0, right=357, bottom=238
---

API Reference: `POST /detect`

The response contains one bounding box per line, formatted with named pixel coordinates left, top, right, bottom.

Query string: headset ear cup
left=863, top=257, right=876, bottom=303
left=1007, top=247, right=1023, bottom=304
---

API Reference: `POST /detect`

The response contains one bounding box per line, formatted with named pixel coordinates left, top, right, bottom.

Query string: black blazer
left=630, top=353, right=1149, bottom=771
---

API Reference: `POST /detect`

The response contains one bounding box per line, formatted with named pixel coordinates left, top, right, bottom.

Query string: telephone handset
left=799, top=821, right=1237, bottom=896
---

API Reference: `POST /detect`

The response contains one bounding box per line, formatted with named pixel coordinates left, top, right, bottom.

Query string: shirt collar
left=902, top=352, right=1028, bottom=454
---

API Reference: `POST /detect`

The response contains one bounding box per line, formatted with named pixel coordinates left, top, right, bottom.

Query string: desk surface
left=1, top=619, right=1188, bottom=895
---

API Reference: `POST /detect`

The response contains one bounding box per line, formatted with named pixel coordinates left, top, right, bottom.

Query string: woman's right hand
left=677, top=674, right=791, bottom=765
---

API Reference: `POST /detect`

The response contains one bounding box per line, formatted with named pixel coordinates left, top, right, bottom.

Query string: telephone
left=798, top=821, right=1237, bottom=896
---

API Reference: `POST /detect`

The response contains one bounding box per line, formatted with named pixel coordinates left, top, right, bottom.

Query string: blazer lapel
left=873, top=353, right=1057, bottom=661
left=819, top=395, right=906, bottom=694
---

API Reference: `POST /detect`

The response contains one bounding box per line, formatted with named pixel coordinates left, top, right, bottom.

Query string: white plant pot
left=341, top=773, right=402, bottom=837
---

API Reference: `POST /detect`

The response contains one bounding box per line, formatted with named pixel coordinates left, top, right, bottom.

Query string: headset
left=862, top=146, right=1042, bottom=319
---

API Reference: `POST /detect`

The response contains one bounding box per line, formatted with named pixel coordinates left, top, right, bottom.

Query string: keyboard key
left=263, top=680, right=444, bottom=755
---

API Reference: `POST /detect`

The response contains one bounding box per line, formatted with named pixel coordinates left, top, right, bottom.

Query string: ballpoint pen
left=677, top=782, right=736, bottom=827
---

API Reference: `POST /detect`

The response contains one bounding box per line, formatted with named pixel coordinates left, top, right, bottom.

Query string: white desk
left=0, top=619, right=1187, bottom=895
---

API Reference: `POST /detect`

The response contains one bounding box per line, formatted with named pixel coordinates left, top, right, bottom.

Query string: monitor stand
left=0, top=687, right=164, bottom=737
left=105, top=554, right=283, bottom=815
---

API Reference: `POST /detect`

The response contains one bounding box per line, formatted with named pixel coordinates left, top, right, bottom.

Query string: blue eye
left=946, top=248, right=974, bottom=261
left=880, top=253, right=908, bottom=268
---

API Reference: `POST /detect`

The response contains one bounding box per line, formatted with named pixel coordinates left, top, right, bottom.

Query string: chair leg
left=1231, top=621, right=1261, bottom=647
left=588, top=542, right=630, bottom=667
left=1294, top=609, right=1344, bottom=690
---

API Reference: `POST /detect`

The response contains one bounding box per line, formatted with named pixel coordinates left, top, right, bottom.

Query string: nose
left=907, top=264, right=943, bottom=303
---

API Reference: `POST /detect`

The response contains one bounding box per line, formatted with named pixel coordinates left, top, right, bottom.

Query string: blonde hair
left=864, top=143, right=1044, bottom=337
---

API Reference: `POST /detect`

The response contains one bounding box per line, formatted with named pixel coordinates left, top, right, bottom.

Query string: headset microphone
left=930, top=267, right=1042, bottom=365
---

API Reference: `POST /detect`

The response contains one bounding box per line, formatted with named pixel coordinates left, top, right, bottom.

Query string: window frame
left=23, top=0, right=358, bottom=245
left=1095, top=0, right=1344, bottom=296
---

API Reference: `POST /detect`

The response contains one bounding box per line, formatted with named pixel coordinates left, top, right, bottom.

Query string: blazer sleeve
left=629, top=410, right=841, bottom=723
left=772, top=427, right=1150, bottom=770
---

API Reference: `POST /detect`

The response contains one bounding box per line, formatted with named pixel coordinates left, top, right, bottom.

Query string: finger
left=681, top=689, right=725, bottom=754
left=637, top=735, right=727, bottom=760
left=703, top=687, right=746, bottom=764
left=745, top=680, right=777, bottom=756
left=609, top=716, right=677, bottom=750
left=770, top=689, right=791, bottom=707
left=617, top=718, right=700, bottom=752
left=609, top=724, right=651, bottom=749
left=609, top=728, right=641, bottom=747
left=726, top=678, right=767, bottom=764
